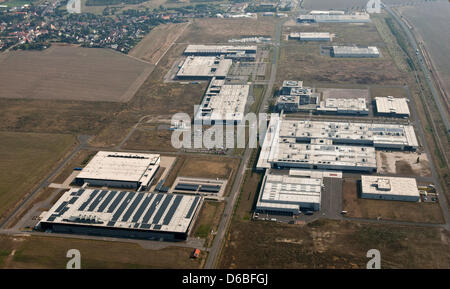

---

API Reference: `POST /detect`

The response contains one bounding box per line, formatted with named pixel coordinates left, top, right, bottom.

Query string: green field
left=0, top=132, right=75, bottom=221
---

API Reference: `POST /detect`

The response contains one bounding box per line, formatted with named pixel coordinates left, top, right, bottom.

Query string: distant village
left=0, top=0, right=294, bottom=53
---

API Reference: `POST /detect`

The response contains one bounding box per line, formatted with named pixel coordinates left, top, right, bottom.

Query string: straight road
left=382, top=3, right=450, bottom=132
left=204, top=18, right=286, bottom=269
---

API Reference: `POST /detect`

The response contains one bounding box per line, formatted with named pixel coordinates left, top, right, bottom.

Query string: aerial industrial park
left=0, top=0, right=449, bottom=273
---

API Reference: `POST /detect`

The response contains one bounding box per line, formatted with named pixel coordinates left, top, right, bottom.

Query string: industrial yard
left=0, top=0, right=448, bottom=271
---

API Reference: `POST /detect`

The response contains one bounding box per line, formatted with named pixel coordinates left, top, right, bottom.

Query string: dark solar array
left=107, top=221, right=115, bottom=227
left=87, top=190, right=108, bottom=212
left=132, top=194, right=154, bottom=223
left=140, top=223, right=151, bottom=229
left=141, top=194, right=164, bottom=223
left=55, top=201, right=68, bottom=213
left=68, top=197, right=78, bottom=204
left=121, top=193, right=144, bottom=222
left=175, top=183, right=199, bottom=191
left=153, top=224, right=162, bottom=230
left=97, top=190, right=117, bottom=212
left=185, top=197, right=200, bottom=219
left=162, top=195, right=183, bottom=225
left=112, top=192, right=136, bottom=221
left=78, top=190, right=99, bottom=211
left=107, top=191, right=127, bottom=213
left=151, top=194, right=173, bottom=225
left=199, top=185, right=221, bottom=193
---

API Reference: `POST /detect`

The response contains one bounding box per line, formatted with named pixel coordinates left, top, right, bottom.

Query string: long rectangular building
left=332, top=46, right=380, bottom=58
left=183, top=45, right=257, bottom=61
left=289, top=32, right=332, bottom=42
left=256, top=115, right=419, bottom=171
left=176, top=56, right=232, bottom=80
left=297, top=13, right=370, bottom=23
left=278, top=119, right=419, bottom=149
left=75, top=151, right=160, bottom=190
left=38, top=188, right=202, bottom=240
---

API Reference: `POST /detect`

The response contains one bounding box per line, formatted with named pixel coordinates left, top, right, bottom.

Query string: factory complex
left=75, top=151, right=160, bottom=190
left=276, top=80, right=369, bottom=115
left=332, top=46, right=380, bottom=58
left=257, top=114, right=419, bottom=171
left=360, top=175, right=420, bottom=202
left=38, top=188, right=202, bottom=240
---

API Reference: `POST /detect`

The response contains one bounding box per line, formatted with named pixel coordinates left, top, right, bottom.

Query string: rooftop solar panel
left=55, top=201, right=68, bottom=213
left=87, top=190, right=108, bottom=212
left=121, top=193, right=144, bottom=222
left=162, top=195, right=183, bottom=225
left=151, top=194, right=173, bottom=225
left=107, top=191, right=127, bottom=213
left=141, top=194, right=164, bottom=223
left=112, top=192, right=135, bottom=221
left=97, top=190, right=117, bottom=212
left=185, top=197, right=200, bottom=219
left=132, top=194, right=154, bottom=223
left=78, top=190, right=99, bottom=211
left=199, top=185, right=221, bottom=192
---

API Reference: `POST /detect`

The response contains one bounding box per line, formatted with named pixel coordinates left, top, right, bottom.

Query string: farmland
left=220, top=219, right=450, bottom=269
left=177, top=17, right=278, bottom=44
left=0, top=234, right=204, bottom=269
left=302, top=0, right=370, bottom=10
left=0, top=132, right=75, bottom=222
left=0, top=45, right=152, bottom=102
left=129, top=22, right=190, bottom=64
left=342, top=178, right=444, bottom=224
left=279, top=21, right=405, bottom=86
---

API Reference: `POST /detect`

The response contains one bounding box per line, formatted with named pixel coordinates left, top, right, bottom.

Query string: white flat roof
left=184, top=44, right=257, bottom=54
left=259, top=173, right=322, bottom=206
left=361, top=175, right=419, bottom=197
left=196, top=79, right=249, bottom=123
left=317, top=97, right=368, bottom=113
left=177, top=56, right=232, bottom=78
left=76, top=151, right=160, bottom=184
left=333, top=46, right=379, bottom=55
left=278, top=119, right=419, bottom=148
left=375, top=96, right=410, bottom=116
left=40, top=188, right=202, bottom=233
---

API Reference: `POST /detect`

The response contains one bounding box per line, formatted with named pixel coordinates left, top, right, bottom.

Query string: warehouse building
left=75, top=151, right=160, bottom=190
left=375, top=96, right=410, bottom=117
left=256, top=115, right=419, bottom=170
left=332, top=46, right=380, bottom=58
left=194, top=77, right=249, bottom=124
left=289, top=32, right=332, bottom=42
left=176, top=56, right=232, bottom=80
left=183, top=45, right=257, bottom=61
left=269, top=138, right=377, bottom=172
left=256, top=172, right=323, bottom=215
left=38, top=188, right=203, bottom=240
left=297, top=13, right=370, bottom=23
left=316, top=97, right=369, bottom=115
left=360, top=175, right=420, bottom=202
left=309, top=10, right=345, bottom=15
left=277, top=118, right=419, bottom=149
